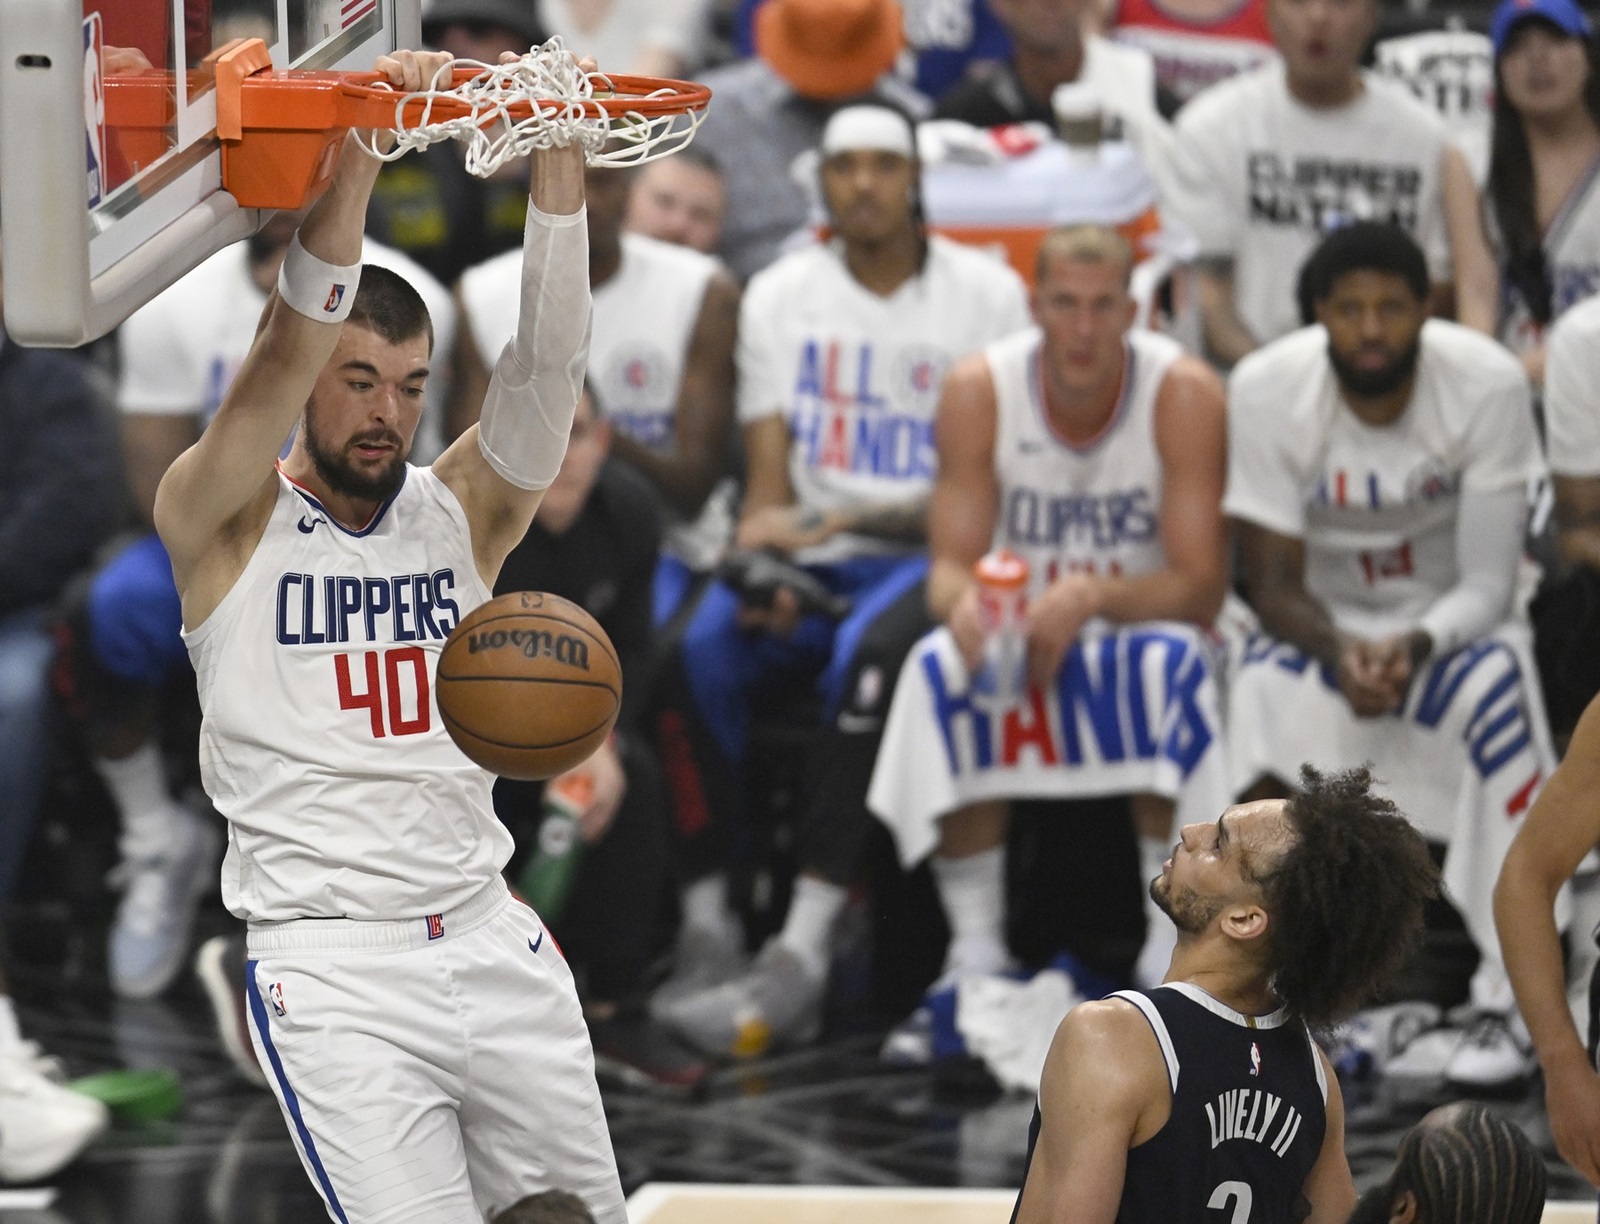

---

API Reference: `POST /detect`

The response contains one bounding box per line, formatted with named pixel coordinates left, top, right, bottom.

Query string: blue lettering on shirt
left=276, top=569, right=460, bottom=646
left=1004, top=487, right=1157, bottom=550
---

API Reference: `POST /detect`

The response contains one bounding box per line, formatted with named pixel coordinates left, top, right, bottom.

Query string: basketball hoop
left=344, top=44, right=710, bottom=176
left=103, top=36, right=711, bottom=210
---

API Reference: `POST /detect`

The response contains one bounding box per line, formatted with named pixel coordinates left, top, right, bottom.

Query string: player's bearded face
left=304, top=395, right=411, bottom=503
left=1318, top=270, right=1427, bottom=398
left=1150, top=872, right=1224, bottom=935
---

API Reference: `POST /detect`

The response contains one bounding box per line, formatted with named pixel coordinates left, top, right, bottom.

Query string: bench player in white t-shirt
left=1224, top=222, right=1552, bottom=1093
left=1532, top=295, right=1600, bottom=735
left=1169, top=0, right=1497, bottom=366
left=451, top=158, right=739, bottom=625
left=868, top=223, right=1233, bottom=1007
left=152, top=51, right=624, bottom=1224
left=649, top=103, right=1033, bottom=1059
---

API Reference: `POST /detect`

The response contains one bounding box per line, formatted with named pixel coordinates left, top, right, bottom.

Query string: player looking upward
left=151, top=50, right=623, bottom=1224
left=1011, top=766, right=1438, bottom=1224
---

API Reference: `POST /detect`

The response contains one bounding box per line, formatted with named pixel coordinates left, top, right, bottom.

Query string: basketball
left=436, top=591, right=622, bottom=780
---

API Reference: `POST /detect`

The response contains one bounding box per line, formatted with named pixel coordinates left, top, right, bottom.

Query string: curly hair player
left=1011, top=765, right=1439, bottom=1224
left=151, top=50, right=624, bottom=1224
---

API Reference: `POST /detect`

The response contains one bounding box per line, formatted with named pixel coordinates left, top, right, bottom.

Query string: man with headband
left=650, top=102, right=1031, bottom=1059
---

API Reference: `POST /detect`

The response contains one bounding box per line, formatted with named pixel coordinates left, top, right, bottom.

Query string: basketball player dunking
left=1011, top=766, right=1438, bottom=1224
left=152, top=51, right=626, bottom=1224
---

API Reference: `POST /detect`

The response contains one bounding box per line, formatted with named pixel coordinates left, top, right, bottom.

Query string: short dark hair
left=1394, top=1103, right=1547, bottom=1224
left=1257, top=765, right=1438, bottom=1031
left=1296, top=222, right=1431, bottom=323
left=348, top=264, right=433, bottom=354
left=490, top=1189, right=595, bottom=1224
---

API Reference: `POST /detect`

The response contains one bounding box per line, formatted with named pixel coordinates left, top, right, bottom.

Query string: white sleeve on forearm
left=477, top=203, right=592, bottom=491
left=1418, top=487, right=1528, bottom=656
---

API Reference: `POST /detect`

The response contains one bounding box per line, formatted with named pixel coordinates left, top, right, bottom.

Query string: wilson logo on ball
left=466, top=628, right=590, bottom=670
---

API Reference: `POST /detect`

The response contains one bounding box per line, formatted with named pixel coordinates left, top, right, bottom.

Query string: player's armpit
left=1301, top=1050, right=1356, bottom=1224
left=1014, top=999, right=1167, bottom=1224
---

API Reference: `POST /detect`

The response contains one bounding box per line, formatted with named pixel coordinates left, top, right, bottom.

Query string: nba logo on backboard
left=426, top=913, right=445, bottom=940
left=324, top=284, right=346, bottom=313
left=82, top=14, right=106, bottom=209
left=268, top=982, right=287, bottom=1017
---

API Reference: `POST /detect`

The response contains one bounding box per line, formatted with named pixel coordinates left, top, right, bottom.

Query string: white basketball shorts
left=244, top=876, right=625, bottom=1223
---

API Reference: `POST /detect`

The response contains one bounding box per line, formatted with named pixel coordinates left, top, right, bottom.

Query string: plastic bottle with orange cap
left=971, top=549, right=1030, bottom=714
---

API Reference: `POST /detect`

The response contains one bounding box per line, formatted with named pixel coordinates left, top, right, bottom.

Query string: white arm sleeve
left=477, top=203, right=592, bottom=491
left=1417, top=487, right=1527, bottom=656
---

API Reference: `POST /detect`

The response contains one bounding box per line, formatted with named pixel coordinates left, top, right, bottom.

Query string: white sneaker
left=0, top=1045, right=109, bottom=1182
left=109, top=808, right=222, bottom=999
left=1444, top=1011, right=1535, bottom=1091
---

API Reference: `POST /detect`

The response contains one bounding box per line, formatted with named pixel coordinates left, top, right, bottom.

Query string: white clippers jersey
left=1224, top=321, right=1542, bottom=639
left=183, top=466, right=510, bottom=923
left=738, top=235, right=1032, bottom=565
left=460, top=232, right=724, bottom=565
left=989, top=327, right=1182, bottom=596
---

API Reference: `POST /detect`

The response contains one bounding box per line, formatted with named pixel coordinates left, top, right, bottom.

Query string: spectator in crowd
left=1169, top=0, right=1496, bottom=367
left=365, top=0, right=548, bottom=287
left=453, top=160, right=739, bottom=625
left=867, top=224, right=1231, bottom=1009
left=935, top=0, right=1173, bottom=125
left=1496, top=688, right=1600, bottom=1193
left=694, top=0, right=930, bottom=282
left=1533, top=293, right=1600, bottom=738
left=0, top=246, right=118, bottom=1181
left=931, top=0, right=1182, bottom=231
left=1099, top=0, right=1275, bottom=107
left=650, top=103, right=1031, bottom=1058
left=1482, top=0, right=1600, bottom=385
left=1224, top=223, right=1551, bottom=1091
left=536, top=0, right=714, bottom=76
left=734, top=0, right=1015, bottom=102
left=624, top=147, right=728, bottom=256
left=64, top=212, right=453, bottom=1000
left=1347, top=1102, right=1548, bottom=1222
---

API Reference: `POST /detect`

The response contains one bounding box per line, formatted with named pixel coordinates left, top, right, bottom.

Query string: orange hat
left=755, top=0, right=905, bottom=101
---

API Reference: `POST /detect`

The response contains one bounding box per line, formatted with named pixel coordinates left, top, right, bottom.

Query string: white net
left=352, top=37, right=706, bottom=177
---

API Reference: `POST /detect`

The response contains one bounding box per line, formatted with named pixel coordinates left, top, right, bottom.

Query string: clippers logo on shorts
left=426, top=913, right=445, bottom=940
left=324, top=284, right=346, bottom=313
left=269, top=982, right=287, bottom=1017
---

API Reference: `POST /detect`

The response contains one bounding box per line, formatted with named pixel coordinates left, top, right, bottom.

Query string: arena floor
left=0, top=949, right=1590, bottom=1224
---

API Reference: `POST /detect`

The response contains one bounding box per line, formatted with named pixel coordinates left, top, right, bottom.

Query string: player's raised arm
left=155, top=51, right=449, bottom=595
left=433, top=138, right=590, bottom=585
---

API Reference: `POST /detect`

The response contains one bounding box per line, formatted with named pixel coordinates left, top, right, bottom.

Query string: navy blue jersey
left=1012, top=984, right=1328, bottom=1224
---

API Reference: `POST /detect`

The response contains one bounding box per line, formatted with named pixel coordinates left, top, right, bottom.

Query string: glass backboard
left=0, top=0, right=417, bottom=346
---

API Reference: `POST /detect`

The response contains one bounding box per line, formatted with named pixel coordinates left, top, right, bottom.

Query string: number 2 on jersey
left=1208, top=1181, right=1253, bottom=1223
left=335, top=648, right=431, bottom=738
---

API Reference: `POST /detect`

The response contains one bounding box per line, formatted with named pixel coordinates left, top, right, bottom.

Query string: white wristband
left=276, top=234, right=362, bottom=322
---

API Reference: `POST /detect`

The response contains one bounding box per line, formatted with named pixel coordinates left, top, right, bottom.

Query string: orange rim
left=336, top=67, right=712, bottom=126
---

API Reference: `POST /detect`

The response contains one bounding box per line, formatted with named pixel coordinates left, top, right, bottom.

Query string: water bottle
left=970, top=549, right=1030, bottom=714
left=517, top=770, right=594, bottom=921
